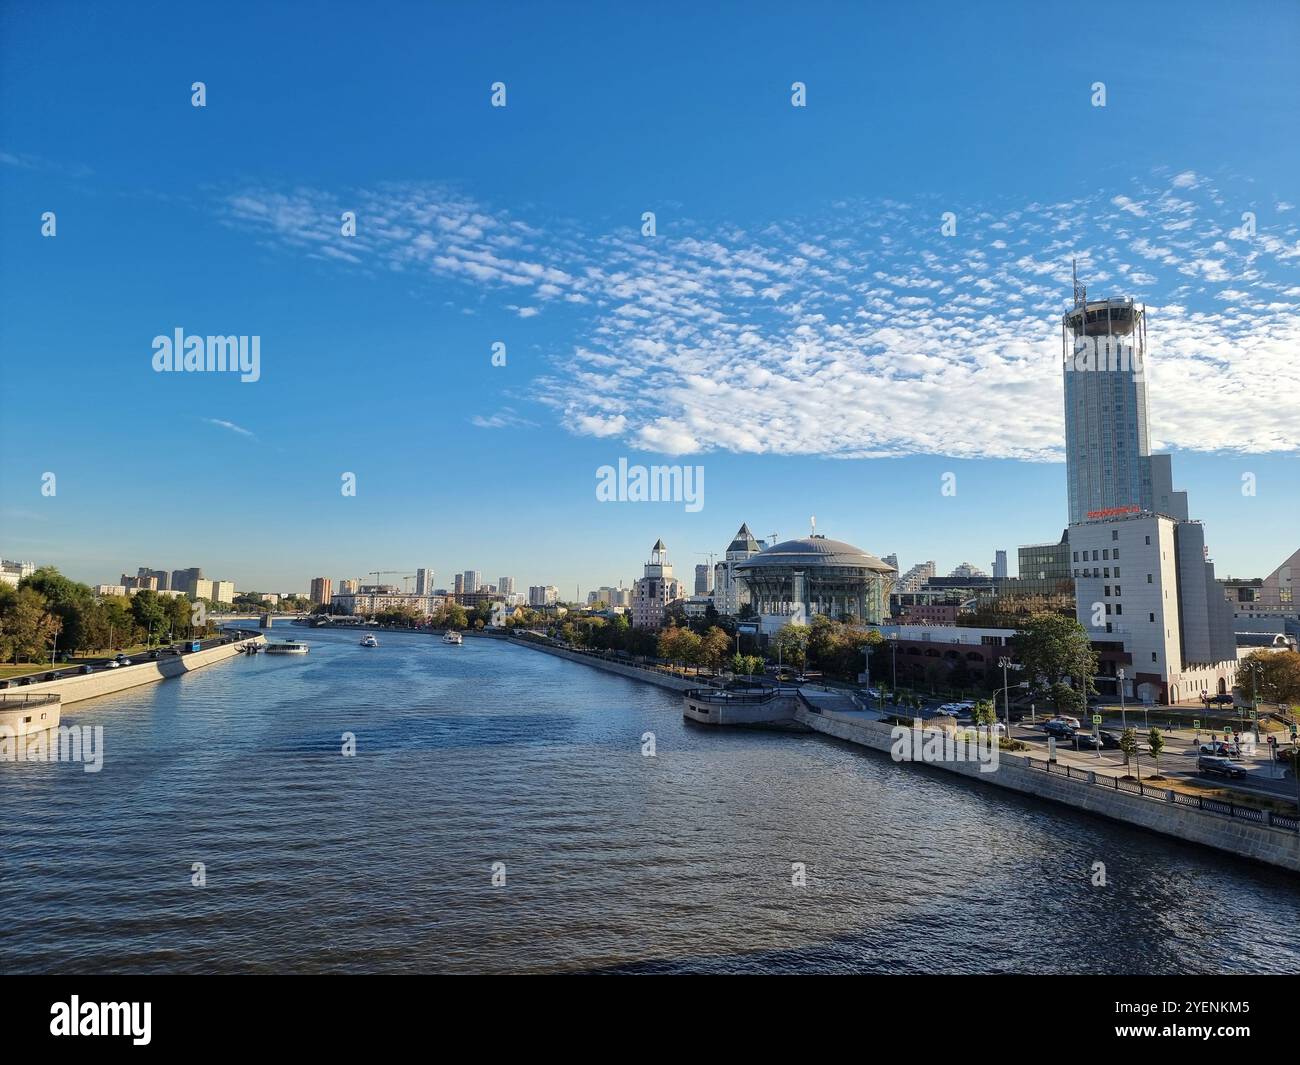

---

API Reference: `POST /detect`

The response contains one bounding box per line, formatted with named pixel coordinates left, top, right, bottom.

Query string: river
left=2, top=626, right=1298, bottom=973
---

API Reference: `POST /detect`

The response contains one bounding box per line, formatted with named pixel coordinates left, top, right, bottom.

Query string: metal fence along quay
left=1025, top=756, right=1300, bottom=832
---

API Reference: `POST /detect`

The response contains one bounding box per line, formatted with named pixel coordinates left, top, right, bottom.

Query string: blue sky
left=1, top=0, right=1297, bottom=594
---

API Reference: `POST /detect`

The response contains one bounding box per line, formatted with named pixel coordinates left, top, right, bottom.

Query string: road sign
left=1091, top=714, right=1101, bottom=725
left=1193, top=720, right=1201, bottom=730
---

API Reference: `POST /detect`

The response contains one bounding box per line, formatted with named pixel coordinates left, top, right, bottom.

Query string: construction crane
left=368, top=570, right=412, bottom=592
left=766, top=531, right=780, bottom=548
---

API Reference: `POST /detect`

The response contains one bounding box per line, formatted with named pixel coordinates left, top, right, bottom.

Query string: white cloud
left=220, top=174, right=1300, bottom=461
left=202, top=418, right=256, bottom=439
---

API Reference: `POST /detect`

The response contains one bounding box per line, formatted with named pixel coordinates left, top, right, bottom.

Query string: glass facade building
left=1061, top=277, right=1153, bottom=525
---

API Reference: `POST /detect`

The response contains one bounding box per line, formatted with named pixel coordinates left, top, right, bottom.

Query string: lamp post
left=1118, top=668, right=1127, bottom=730
left=998, top=656, right=1012, bottom=735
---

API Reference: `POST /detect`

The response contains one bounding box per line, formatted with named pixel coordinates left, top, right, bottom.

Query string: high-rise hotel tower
left=1063, top=265, right=1237, bottom=705
left=1061, top=264, right=1153, bottom=524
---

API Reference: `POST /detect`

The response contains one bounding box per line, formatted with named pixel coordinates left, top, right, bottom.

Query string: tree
left=700, top=626, right=732, bottom=671
left=0, top=585, right=59, bottom=663
left=130, top=590, right=169, bottom=644
left=1012, top=613, right=1098, bottom=715
left=1148, top=727, right=1165, bottom=779
left=773, top=623, right=809, bottom=669
left=972, top=699, right=997, bottom=729
left=1119, top=726, right=1140, bottom=780
left=1234, top=650, right=1300, bottom=706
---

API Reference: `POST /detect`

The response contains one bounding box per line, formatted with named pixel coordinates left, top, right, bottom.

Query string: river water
left=2, top=627, right=1298, bottom=974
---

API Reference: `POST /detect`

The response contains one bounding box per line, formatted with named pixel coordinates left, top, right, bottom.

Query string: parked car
left=1198, top=755, right=1247, bottom=779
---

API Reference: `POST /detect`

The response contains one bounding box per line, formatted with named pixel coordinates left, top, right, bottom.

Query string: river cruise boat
left=265, top=639, right=310, bottom=655
left=441, top=631, right=464, bottom=645
left=360, top=634, right=379, bottom=647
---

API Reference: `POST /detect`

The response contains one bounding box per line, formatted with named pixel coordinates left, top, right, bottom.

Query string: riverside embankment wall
left=797, top=706, right=1300, bottom=874
left=505, top=638, right=702, bottom=692
left=12, top=637, right=266, bottom=708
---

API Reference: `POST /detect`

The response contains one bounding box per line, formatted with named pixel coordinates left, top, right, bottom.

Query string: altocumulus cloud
left=221, top=171, right=1300, bottom=461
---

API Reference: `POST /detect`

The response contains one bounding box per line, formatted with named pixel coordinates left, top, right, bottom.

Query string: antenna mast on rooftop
left=1072, top=258, right=1086, bottom=308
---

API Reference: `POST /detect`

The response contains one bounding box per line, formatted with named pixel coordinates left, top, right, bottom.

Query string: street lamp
left=998, top=656, right=1012, bottom=734
left=1117, top=668, right=1127, bottom=730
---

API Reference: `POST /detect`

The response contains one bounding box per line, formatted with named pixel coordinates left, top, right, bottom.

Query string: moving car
left=1199, top=741, right=1241, bottom=758
left=1071, top=732, right=1103, bottom=750
left=1198, top=754, right=1247, bottom=779
left=1097, top=730, right=1122, bottom=749
left=1054, top=715, right=1083, bottom=730
left=1042, top=719, right=1076, bottom=738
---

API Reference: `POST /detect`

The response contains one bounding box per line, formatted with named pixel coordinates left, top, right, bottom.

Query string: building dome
left=735, top=536, right=895, bottom=575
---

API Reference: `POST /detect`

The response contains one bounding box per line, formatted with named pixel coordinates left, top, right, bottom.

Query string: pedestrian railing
left=0, top=693, right=61, bottom=708
left=1025, top=756, right=1298, bottom=831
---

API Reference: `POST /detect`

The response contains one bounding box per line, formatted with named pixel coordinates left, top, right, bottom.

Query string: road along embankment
left=11, top=635, right=266, bottom=708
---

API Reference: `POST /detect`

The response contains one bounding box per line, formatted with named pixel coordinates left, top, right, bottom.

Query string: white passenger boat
left=441, top=631, right=463, bottom=645
left=265, top=639, right=310, bottom=655
left=360, top=634, right=379, bottom=647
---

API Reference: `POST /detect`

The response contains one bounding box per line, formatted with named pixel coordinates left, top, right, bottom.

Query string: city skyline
left=2, top=1, right=1297, bottom=593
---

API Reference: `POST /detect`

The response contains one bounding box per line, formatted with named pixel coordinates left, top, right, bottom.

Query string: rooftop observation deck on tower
left=1064, top=296, right=1139, bottom=336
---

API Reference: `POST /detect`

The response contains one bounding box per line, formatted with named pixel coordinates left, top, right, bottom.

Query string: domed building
left=734, top=534, right=896, bottom=635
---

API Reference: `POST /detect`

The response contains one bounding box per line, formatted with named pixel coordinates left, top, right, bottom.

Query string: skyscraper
left=1061, top=263, right=1152, bottom=525
left=498, top=576, right=515, bottom=596
left=415, top=568, right=434, bottom=595
left=462, top=570, right=480, bottom=594
left=1063, top=269, right=1237, bottom=704
left=694, top=564, right=712, bottom=596
left=992, top=550, right=1008, bottom=580
left=310, top=577, right=332, bottom=605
